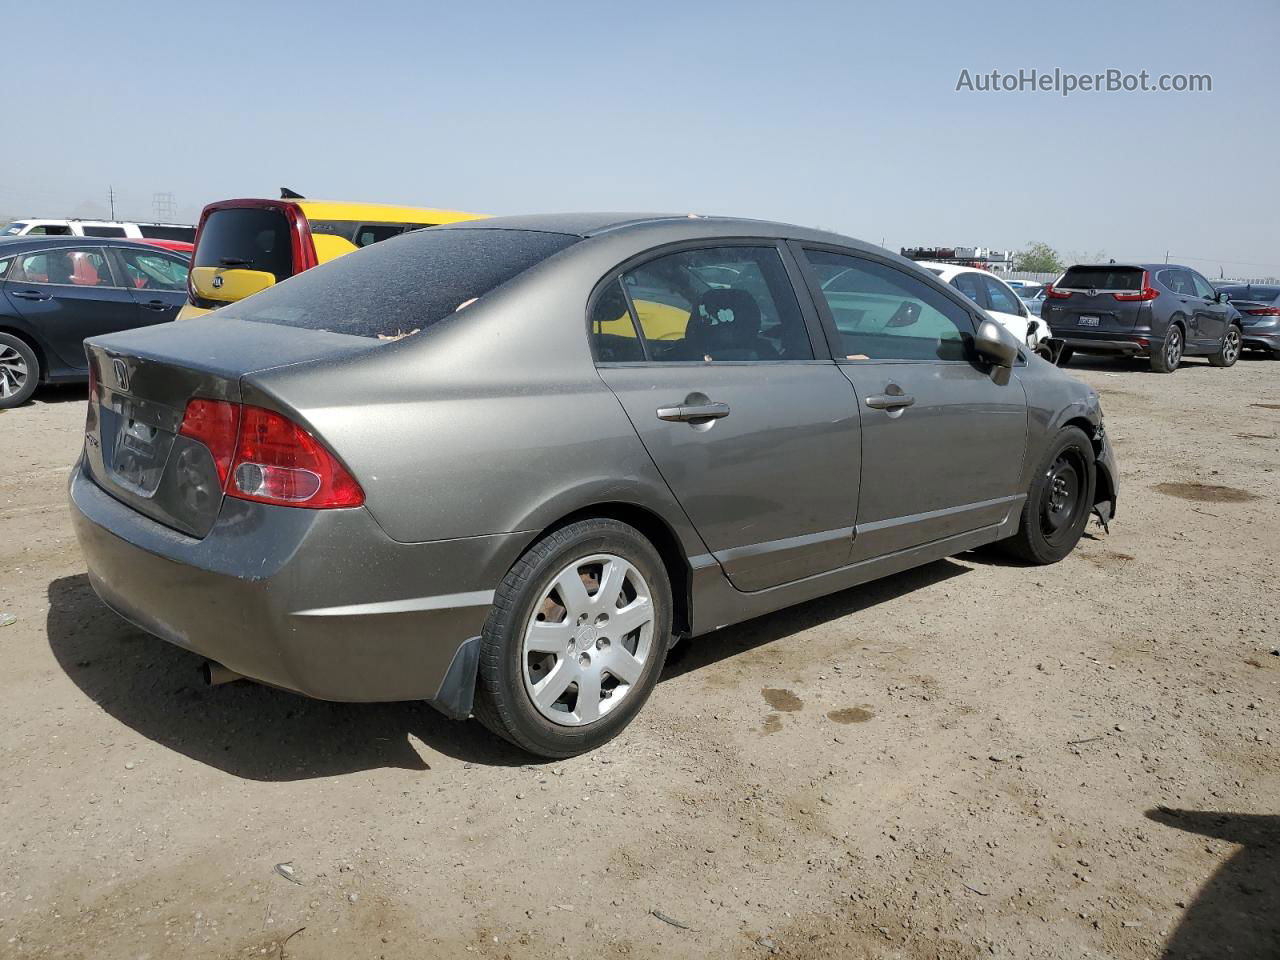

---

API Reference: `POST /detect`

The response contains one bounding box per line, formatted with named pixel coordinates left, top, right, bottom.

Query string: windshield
left=219, top=228, right=580, bottom=339
left=2, top=222, right=27, bottom=236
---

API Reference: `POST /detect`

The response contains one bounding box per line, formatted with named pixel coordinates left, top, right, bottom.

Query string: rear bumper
left=1241, top=330, right=1280, bottom=352
left=69, top=463, right=530, bottom=708
left=1060, top=333, right=1154, bottom=356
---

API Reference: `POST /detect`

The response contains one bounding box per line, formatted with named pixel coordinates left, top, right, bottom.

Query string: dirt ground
left=0, top=354, right=1276, bottom=960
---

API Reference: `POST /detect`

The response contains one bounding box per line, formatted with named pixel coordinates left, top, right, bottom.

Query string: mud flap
left=1092, top=502, right=1112, bottom=535
left=429, top=635, right=481, bottom=720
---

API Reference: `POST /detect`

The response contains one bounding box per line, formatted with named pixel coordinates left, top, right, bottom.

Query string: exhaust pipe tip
left=201, top=660, right=242, bottom=687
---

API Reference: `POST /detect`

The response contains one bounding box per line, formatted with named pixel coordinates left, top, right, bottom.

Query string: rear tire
left=1150, top=325, right=1183, bottom=373
left=0, top=333, right=39, bottom=409
left=1208, top=325, right=1242, bottom=368
left=1054, top=345, right=1075, bottom=367
left=1000, top=426, right=1096, bottom=565
left=473, top=518, right=672, bottom=758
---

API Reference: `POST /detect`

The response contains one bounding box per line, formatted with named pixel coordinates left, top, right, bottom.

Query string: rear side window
left=219, top=228, right=579, bottom=339
left=139, top=224, right=196, bottom=242
left=1157, top=269, right=1195, bottom=295
left=10, top=249, right=115, bottom=286
left=805, top=250, right=973, bottom=361
left=1059, top=267, right=1143, bottom=291
left=606, top=246, right=813, bottom=362
left=2, top=222, right=26, bottom=236
left=195, top=207, right=294, bottom=283
left=82, top=225, right=128, bottom=237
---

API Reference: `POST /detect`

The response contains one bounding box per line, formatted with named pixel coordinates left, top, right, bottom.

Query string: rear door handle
left=142, top=299, right=169, bottom=311
left=656, top=401, right=731, bottom=422
left=11, top=290, right=51, bottom=301
left=865, top=393, right=916, bottom=410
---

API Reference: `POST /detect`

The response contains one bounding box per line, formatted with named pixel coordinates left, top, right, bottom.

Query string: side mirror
left=1214, top=291, right=1228, bottom=303
left=974, top=319, right=1018, bottom=368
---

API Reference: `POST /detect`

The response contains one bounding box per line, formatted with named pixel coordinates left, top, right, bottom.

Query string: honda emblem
left=112, top=358, right=129, bottom=392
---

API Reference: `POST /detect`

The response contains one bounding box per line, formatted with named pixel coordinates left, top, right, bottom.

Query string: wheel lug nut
left=578, top=652, right=591, bottom=667
left=597, top=637, right=610, bottom=650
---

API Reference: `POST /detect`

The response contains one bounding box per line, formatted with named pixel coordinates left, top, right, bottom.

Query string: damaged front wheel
left=1000, top=426, right=1096, bottom=564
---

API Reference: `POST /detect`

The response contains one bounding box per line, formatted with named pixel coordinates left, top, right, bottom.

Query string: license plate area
left=1078, top=315, right=1101, bottom=327
left=108, top=396, right=177, bottom=496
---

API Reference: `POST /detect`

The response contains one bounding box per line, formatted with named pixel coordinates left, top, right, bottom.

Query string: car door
left=1189, top=270, right=1228, bottom=347
left=590, top=242, right=862, bottom=592
left=795, top=246, right=1029, bottom=561
left=3, top=247, right=140, bottom=372
left=112, top=246, right=190, bottom=323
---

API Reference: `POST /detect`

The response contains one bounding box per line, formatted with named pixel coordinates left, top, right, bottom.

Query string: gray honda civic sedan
left=69, top=214, right=1118, bottom=757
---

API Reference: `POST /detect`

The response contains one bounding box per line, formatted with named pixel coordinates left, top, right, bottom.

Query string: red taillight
left=87, top=360, right=97, bottom=401
left=179, top=398, right=240, bottom=487
left=1113, top=271, right=1159, bottom=302
left=1244, top=306, right=1280, bottom=316
left=1045, top=283, right=1072, bottom=299
left=178, top=399, right=363, bottom=509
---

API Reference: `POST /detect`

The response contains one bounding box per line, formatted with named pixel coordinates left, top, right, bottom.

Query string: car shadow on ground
left=1145, top=807, right=1279, bottom=958
left=1062, top=354, right=1217, bottom=374
left=30, top=383, right=88, bottom=405
left=47, top=560, right=968, bottom=780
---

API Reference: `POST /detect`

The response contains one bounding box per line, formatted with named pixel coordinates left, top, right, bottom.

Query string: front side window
left=610, top=246, right=813, bottom=362
left=804, top=250, right=973, bottom=361
left=115, top=249, right=189, bottom=291
left=9, top=249, right=115, bottom=286
left=950, top=272, right=986, bottom=307
left=1189, top=272, right=1216, bottom=300
left=981, top=275, right=1024, bottom=315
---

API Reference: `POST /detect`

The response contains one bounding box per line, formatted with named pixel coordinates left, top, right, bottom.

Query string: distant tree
left=1013, top=241, right=1064, bottom=273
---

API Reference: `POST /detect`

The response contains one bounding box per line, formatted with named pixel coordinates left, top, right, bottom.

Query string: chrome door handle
left=12, top=290, right=51, bottom=301
left=656, top=401, right=731, bottom=422
left=865, top=393, right=916, bottom=410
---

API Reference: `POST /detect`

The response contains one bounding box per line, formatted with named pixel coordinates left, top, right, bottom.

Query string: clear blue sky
left=3, top=0, right=1277, bottom=274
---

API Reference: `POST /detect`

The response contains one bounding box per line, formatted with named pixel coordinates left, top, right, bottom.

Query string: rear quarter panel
left=245, top=246, right=710, bottom=560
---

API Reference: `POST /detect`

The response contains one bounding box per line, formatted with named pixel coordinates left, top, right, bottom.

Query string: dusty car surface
left=69, top=214, right=1118, bottom=757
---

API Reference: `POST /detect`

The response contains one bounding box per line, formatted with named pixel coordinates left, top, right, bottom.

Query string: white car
left=916, top=262, right=1052, bottom=358
left=1, top=218, right=194, bottom=243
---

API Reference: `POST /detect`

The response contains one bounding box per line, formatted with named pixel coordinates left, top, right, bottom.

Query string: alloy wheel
left=1222, top=328, right=1241, bottom=364
left=1166, top=328, right=1183, bottom=368
left=521, top=553, right=654, bottom=726
left=0, top=345, right=29, bottom=399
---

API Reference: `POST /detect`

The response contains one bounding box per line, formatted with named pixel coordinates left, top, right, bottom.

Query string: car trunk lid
left=83, top=318, right=376, bottom=538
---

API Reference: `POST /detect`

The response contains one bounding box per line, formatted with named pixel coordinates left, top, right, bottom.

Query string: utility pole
left=1164, top=250, right=1169, bottom=264
left=107, top=186, right=116, bottom=221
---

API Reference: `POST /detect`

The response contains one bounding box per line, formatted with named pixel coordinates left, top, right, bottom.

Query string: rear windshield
left=1219, top=284, right=1280, bottom=302
left=195, top=207, right=294, bottom=283
left=1059, top=267, right=1143, bottom=291
left=218, top=228, right=580, bottom=339
left=2, top=221, right=26, bottom=236
left=140, top=224, right=196, bottom=242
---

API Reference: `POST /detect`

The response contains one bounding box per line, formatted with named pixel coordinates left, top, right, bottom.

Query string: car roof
left=433, top=211, right=889, bottom=252
left=1066, top=262, right=1189, bottom=272
left=0, top=235, right=187, bottom=254
left=911, top=260, right=1010, bottom=280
